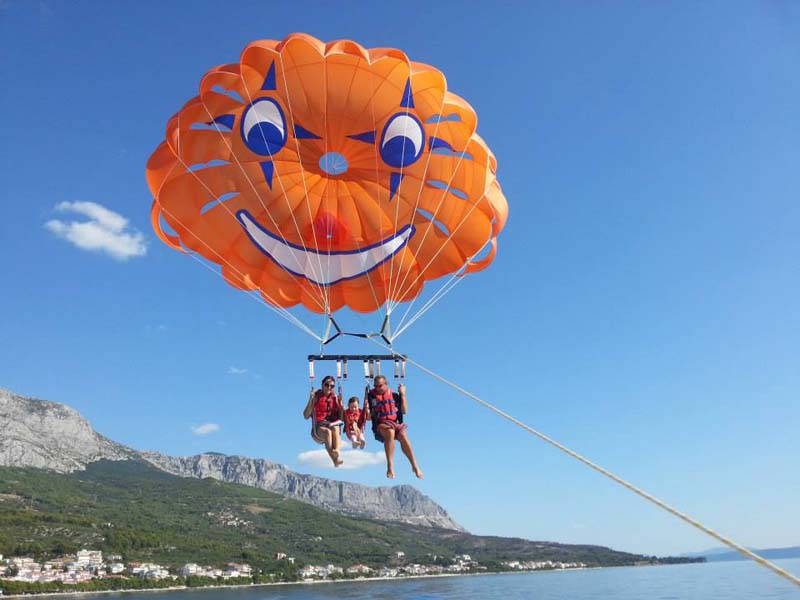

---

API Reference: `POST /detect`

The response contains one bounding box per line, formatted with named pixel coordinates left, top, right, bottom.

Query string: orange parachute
left=146, top=33, right=507, bottom=314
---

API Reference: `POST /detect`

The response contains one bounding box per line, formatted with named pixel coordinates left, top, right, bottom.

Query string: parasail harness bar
left=320, top=314, right=393, bottom=346
left=308, top=354, right=407, bottom=381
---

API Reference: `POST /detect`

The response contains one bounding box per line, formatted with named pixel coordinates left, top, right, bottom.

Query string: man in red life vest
left=365, top=375, right=423, bottom=479
left=303, top=375, right=344, bottom=467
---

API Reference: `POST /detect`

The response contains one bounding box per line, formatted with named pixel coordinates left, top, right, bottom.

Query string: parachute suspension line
left=154, top=196, right=321, bottom=340
left=395, top=233, right=492, bottom=339
left=372, top=341, right=800, bottom=589
left=364, top=65, right=392, bottom=321
left=168, top=145, right=325, bottom=314
left=159, top=149, right=318, bottom=316
left=216, top=81, right=328, bottom=310
left=386, top=131, right=479, bottom=314
left=389, top=179, right=490, bottom=322
left=275, top=54, right=334, bottom=315
left=385, top=61, right=415, bottom=309
left=192, top=107, right=328, bottom=313
left=239, top=73, right=330, bottom=312
left=180, top=235, right=321, bottom=341
left=385, top=72, right=449, bottom=310
left=336, top=187, right=384, bottom=317
left=320, top=54, right=333, bottom=310
left=154, top=155, right=323, bottom=329
left=392, top=238, right=492, bottom=341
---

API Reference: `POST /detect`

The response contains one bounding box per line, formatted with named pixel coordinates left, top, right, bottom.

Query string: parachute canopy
left=147, top=33, right=508, bottom=314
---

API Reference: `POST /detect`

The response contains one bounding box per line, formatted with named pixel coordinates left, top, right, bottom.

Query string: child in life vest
left=343, top=396, right=366, bottom=449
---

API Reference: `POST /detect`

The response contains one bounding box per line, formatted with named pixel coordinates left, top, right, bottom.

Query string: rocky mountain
left=0, top=387, right=462, bottom=530
left=141, top=451, right=460, bottom=529
left=0, top=388, right=135, bottom=472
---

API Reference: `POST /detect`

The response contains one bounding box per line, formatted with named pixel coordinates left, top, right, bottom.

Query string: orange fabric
left=146, top=33, right=508, bottom=313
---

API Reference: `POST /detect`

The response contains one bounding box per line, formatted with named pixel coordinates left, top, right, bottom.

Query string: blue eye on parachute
left=241, top=98, right=287, bottom=156
left=380, top=113, right=425, bottom=168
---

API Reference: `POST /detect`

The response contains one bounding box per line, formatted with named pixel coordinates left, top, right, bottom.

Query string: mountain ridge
left=0, top=387, right=462, bottom=530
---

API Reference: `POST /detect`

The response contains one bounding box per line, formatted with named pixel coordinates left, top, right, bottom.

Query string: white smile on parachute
left=237, top=210, right=415, bottom=286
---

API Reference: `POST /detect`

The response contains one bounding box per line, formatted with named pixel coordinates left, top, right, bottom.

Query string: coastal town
left=0, top=549, right=588, bottom=592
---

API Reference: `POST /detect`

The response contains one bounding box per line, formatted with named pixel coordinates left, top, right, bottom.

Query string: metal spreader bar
left=307, top=354, right=408, bottom=380
left=320, top=315, right=393, bottom=345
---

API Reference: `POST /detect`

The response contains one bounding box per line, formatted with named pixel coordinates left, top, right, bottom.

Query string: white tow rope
left=375, top=342, right=800, bottom=589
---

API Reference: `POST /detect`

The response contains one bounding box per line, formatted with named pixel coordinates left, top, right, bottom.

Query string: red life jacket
left=344, top=408, right=363, bottom=432
left=314, top=390, right=340, bottom=423
left=368, top=389, right=399, bottom=423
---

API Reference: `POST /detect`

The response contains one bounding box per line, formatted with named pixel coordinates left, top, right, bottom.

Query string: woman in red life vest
left=303, top=375, right=344, bottom=467
left=344, top=396, right=366, bottom=449
left=364, top=375, right=423, bottom=479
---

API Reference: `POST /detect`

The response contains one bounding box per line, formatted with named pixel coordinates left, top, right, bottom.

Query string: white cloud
left=45, top=201, right=146, bottom=260
left=297, top=447, right=385, bottom=470
left=227, top=366, right=248, bottom=375
left=191, top=423, right=220, bottom=436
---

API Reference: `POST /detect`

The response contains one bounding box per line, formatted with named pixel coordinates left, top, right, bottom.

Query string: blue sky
left=1, top=1, right=798, bottom=558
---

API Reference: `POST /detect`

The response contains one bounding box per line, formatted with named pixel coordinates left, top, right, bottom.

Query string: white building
left=144, top=568, right=170, bottom=580
left=226, top=563, right=251, bottom=577
left=76, top=550, right=103, bottom=568
left=179, top=563, right=202, bottom=577
left=345, top=564, right=372, bottom=575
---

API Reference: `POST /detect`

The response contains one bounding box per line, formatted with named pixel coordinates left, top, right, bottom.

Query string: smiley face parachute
left=146, top=33, right=507, bottom=330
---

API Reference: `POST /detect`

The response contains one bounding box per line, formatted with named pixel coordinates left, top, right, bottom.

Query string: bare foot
left=360, top=441, right=366, bottom=449
left=352, top=441, right=359, bottom=449
left=386, top=469, right=395, bottom=479
left=413, top=466, right=424, bottom=479
left=335, top=458, right=344, bottom=467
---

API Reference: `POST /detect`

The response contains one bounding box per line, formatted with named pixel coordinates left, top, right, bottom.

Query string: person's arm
left=398, top=383, right=407, bottom=414
left=363, top=384, right=371, bottom=420
left=336, top=385, right=344, bottom=420
left=303, top=387, right=315, bottom=420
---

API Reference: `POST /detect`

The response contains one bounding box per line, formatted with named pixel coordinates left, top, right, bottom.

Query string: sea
left=68, top=559, right=800, bottom=600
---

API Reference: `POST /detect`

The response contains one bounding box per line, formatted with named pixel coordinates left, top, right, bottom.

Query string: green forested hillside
left=0, top=460, right=670, bottom=573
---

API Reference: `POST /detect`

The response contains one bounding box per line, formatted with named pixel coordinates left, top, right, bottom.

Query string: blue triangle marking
left=429, top=136, right=453, bottom=151
left=261, top=61, right=277, bottom=91
left=389, top=172, right=403, bottom=201
left=347, top=131, right=376, bottom=144
left=399, top=78, right=415, bottom=109
left=208, top=114, right=235, bottom=129
left=260, top=161, right=274, bottom=189
left=294, top=124, right=321, bottom=139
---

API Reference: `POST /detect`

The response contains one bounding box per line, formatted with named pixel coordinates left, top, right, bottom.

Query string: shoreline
left=0, top=568, right=596, bottom=598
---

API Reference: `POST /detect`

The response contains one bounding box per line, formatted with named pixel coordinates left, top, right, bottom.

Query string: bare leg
left=321, top=427, right=338, bottom=467
left=379, top=425, right=396, bottom=478
left=331, top=427, right=343, bottom=466
left=397, top=431, right=423, bottom=479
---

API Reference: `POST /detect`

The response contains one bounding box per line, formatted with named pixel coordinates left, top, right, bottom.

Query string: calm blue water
left=79, top=559, right=800, bottom=600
